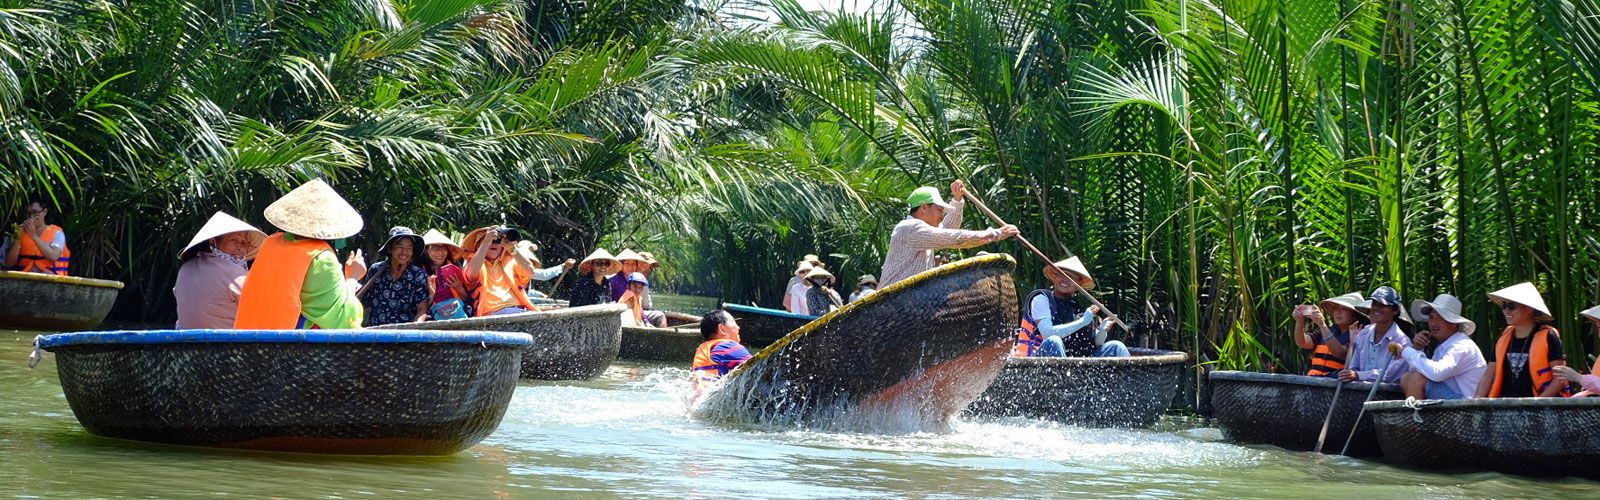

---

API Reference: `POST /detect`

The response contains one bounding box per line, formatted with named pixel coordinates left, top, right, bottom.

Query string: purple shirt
left=609, top=272, right=628, bottom=301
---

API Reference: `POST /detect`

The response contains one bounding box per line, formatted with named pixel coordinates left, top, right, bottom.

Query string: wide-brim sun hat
left=1581, top=305, right=1600, bottom=323
left=179, top=212, right=267, bottom=260
left=263, top=178, right=363, bottom=240
left=377, top=226, right=425, bottom=257
left=1044, top=256, right=1095, bottom=290
left=1488, top=282, right=1554, bottom=322
left=857, top=274, right=878, bottom=287
left=795, top=262, right=814, bottom=275
left=1410, top=294, right=1476, bottom=335
left=579, top=248, right=618, bottom=274
left=1319, top=292, right=1370, bottom=323
left=616, top=248, right=646, bottom=265
left=805, top=267, right=834, bottom=281
left=421, top=229, right=462, bottom=259
left=905, top=186, right=954, bottom=210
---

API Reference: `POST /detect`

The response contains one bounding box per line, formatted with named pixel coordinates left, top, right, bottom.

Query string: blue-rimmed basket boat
left=1366, top=398, right=1600, bottom=479
left=967, top=348, right=1189, bottom=428
left=374, top=304, right=625, bottom=380
left=693, top=255, right=1018, bottom=433
left=32, top=329, right=528, bottom=455
left=0, top=271, right=123, bottom=331
left=1208, top=371, right=1403, bottom=456
left=722, top=303, right=817, bottom=349
left=619, top=312, right=702, bottom=363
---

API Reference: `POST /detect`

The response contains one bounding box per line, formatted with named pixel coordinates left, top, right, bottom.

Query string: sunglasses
left=1501, top=302, right=1521, bottom=312
left=25, top=209, right=44, bottom=216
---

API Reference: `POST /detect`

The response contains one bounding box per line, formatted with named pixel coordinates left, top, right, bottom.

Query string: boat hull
left=968, top=348, right=1189, bottom=428
left=1208, top=371, right=1402, bottom=456
left=619, top=326, right=702, bottom=362
left=722, top=303, right=815, bottom=348
left=694, top=255, right=1018, bottom=433
left=374, top=304, right=625, bottom=380
left=36, top=329, right=528, bottom=455
left=0, top=271, right=123, bottom=331
left=1367, top=398, right=1600, bottom=479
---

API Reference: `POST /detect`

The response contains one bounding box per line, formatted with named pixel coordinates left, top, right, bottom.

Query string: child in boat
left=804, top=267, right=843, bottom=316
left=235, top=179, right=366, bottom=329
left=1398, top=294, right=1486, bottom=399
left=1291, top=292, right=1366, bottom=377
left=569, top=249, right=618, bottom=307
left=462, top=226, right=540, bottom=317
left=1338, top=286, right=1409, bottom=383
left=1475, top=282, right=1569, bottom=398
left=618, top=272, right=649, bottom=327
left=423, top=229, right=473, bottom=319
left=690, top=309, right=753, bottom=402
left=1553, top=305, right=1600, bottom=396
left=1012, top=257, right=1129, bottom=358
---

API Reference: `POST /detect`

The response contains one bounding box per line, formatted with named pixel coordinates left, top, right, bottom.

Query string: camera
left=495, top=226, right=521, bottom=243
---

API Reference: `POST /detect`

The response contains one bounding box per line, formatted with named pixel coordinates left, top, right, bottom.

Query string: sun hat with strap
left=179, top=212, right=267, bottom=260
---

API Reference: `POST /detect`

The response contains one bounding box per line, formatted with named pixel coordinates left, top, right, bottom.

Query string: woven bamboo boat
left=693, top=255, right=1018, bottom=433
left=33, top=329, right=528, bottom=455
left=722, top=303, right=817, bottom=349
left=967, top=348, right=1189, bottom=428
left=374, top=304, right=626, bottom=380
left=618, top=312, right=702, bottom=362
left=1208, top=371, right=1403, bottom=456
left=1367, top=398, right=1600, bottom=478
left=0, top=271, right=123, bottom=331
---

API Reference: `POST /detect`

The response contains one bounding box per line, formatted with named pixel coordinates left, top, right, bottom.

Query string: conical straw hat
left=1319, top=292, right=1370, bottom=323
left=179, top=212, right=267, bottom=259
left=579, top=248, right=618, bottom=274
left=616, top=248, right=646, bottom=264
left=263, top=179, right=363, bottom=240
left=1580, top=304, right=1600, bottom=323
left=1488, top=282, right=1554, bottom=321
left=1044, top=256, right=1095, bottom=290
left=421, top=229, right=461, bottom=254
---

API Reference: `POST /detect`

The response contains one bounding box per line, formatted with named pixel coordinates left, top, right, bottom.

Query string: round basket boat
left=1208, top=371, right=1403, bottom=456
left=0, top=271, right=123, bottom=331
left=34, top=329, right=529, bottom=455
left=619, top=312, right=703, bottom=363
left=694, top=255, right=1019, bottom=434
left=967, top=348, right=1189, bottom=428
left=373, top=304, right=625, bottom=380
left=722, top=303, right=817, bottom=349
left=1367, top=397, right=1600, bottom=479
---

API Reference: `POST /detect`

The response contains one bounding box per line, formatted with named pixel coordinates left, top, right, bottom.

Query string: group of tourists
left=567, top=247, right=666, bottom=327
left=782, top=254, right=876, bottom=317
left=1295, top=282, right=1600, bottom=398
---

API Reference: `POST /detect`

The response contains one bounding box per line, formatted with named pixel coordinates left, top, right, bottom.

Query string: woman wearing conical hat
left=1553, top=305, right=1600, bottom=396
left=609, top=249, right=648, bottom=301
left=173, top=212, right=267, bottom=329
left=234, top=179, right=367, bottom=329
left=569, top=249, right=618, bottom=308
left=1475, top=282, right=1569, bottom=398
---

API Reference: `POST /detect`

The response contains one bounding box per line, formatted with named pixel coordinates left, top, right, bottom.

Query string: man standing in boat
left=235, top=179, right=367, bottom=329
left=878, top=181, right=1018, bottom=287
left=1012, top=256, right=1128, bottom=358
left=5, top=199, right=70, bottom=276
left=1338, top=286, right=1409, bottom=383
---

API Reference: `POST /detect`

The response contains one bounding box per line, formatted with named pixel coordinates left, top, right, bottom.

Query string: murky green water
left=4, top=332, right=1596, bottom=498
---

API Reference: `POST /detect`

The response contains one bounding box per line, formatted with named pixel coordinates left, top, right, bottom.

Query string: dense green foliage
left=5, top=0, right=1599, bottom=376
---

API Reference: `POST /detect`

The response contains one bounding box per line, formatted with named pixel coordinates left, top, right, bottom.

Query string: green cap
left=905, top=186, right=953, bottom=209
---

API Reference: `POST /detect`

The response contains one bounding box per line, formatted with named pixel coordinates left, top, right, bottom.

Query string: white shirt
left=849, top=287, right=876, bottom=302
left=1401, top=331, right=1487, bottom=398
left=785, top=280, right=809, bottom=314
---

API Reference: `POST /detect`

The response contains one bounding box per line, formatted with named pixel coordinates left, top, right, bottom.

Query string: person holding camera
left=5, top=199, right=70, bottom=275
left=463, top=225, right=540, bottom=317
left=1291, top=293, right=1366, bottom=377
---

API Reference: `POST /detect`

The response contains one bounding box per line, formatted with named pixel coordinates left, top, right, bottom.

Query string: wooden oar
left=961, top=186, right=1128, bottom=332
left=1312, top=380, right=1344, bottom=453
left=1338, top=342, right=1403, bottom=456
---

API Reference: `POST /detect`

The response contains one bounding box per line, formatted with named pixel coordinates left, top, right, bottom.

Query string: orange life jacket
left=1012, top=290, right=1053, bottom=357
left=13, top=224, right=69, bottom=275
left=234, top=233, right=329, bottom=329
left=1489, top=325, right=1570, bottom=398
left=1306, top=333, right=1347, bottom=377
left=470, top=256, right=536, bottom=316
left=690, top=339, right=746, bottom=401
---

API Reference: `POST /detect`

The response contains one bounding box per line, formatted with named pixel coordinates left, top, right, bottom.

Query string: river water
left=3, top=332, right=1595, bottom=498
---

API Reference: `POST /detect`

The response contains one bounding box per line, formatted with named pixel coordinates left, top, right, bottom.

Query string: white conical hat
left=579, top=248, right=618, bottom=274
left=263, top=178, right=363, bottom=240
left=1488, top=282, right=1554, bottom=322
left=179, top=212, right=267, bottom=260
left=1581, top=305, right=1600, bottom=323
left=615, top=248, right=646, bottom=264
left=1045, top=256, right=1095, bottom=290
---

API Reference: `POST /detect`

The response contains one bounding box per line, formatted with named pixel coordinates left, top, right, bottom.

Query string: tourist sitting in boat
left=1291, top=292, right=1366, bottom=377
left=463, top=226, right=539, bottom=317
left=629, top=251, right=665, bottom=326
left=1475, top=282, right=1569, bottom=398
left=804, top=267, right=843, bottom=316
left=618, top=272, right=650, bottom=327
left=1398, top=294, right=1486, bottom=400
left=1553, top=305, right=1600, bottom=396
left=5, top=199, right=69, bottom=276
left=358, top=227, right=432, bottom=326
left=1337, top=286, right=1409, bottom=383
left=879, top=180, right=1018, bottom=287
left=1013, top=257, right=1129, bottom=358
left=173, top=212, right=266, bottom=329
left=422, top=229, right=472, bottom=319
left=609, top=249, right=647, bottom=301
left=849, top=274, right=878, bottom=302
left=690, top=309, right=754, bottom=402
left=570, top=249, right=618, bottom=307
left=784, top=261, right=813, bottom=314
left=235, top=178, right=367, bottom=329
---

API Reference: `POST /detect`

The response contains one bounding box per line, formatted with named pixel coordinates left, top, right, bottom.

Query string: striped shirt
left=877, top=199, right=1000, bottom=286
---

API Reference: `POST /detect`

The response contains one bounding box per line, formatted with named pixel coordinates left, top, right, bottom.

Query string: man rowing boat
left=878, top=181, right=1017, bottom=287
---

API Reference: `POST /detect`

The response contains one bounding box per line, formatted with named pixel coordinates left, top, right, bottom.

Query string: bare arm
left=414, top=299, right=430, bottom=323
left=1475, top=363, right=1496, bottom=398
left=1539, top=359, right=1569, bottom=397
left=1292, top=315, right=1313, bottom=350
left=508, top=247, right=537, bottom=276
left=465, top=240, right=491, bottom=281
left=26, top=230, right=62, bottom=263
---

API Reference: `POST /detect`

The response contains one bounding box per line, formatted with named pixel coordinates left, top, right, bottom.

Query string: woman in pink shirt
left=173, top=212, right=266, bottom=329
left=1554, top=305, right=1600, bottom=395
left=422, top=229, right=472, bottom=319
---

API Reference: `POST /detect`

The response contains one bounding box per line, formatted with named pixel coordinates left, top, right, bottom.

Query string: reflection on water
left=4, top=332, right=1597, bottom=498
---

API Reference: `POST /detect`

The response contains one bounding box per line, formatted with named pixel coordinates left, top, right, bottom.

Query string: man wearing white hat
left=174, top=212, right=267, bottom=329
left=878, top=180, right=1019, bottom=287
left=1399, top=294, right=1486, bottom=400
left=1014, top=257, right=1128, bottom=358
left=235, top=179, right=367, bottom=329
left=1553, top=305, right=1600, bottom=396
left=1476, top=282, right=1569, bottom=398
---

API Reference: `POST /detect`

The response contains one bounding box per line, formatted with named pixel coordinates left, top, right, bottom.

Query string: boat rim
left=36, top=329, right=533, bottom=349
left=1006, top=348, right=1189, bottom=367
left=722, top=302, right=818, bottom=321
left=0, top=270, right=125, bottom=289
left=370, top=303, right=627, bottom=330
left=1365, top=397, right=1600, bottom=411
left=1209, top=370, right=1400, bottom=392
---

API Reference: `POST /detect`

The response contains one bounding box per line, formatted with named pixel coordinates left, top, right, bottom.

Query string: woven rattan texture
left=1209, top=371, right=1403, bottom=456
left=1367, top=398, right=1600, bottom=478
left=0, top=271, right=120, bottom=331
left=375, top=304, right=624, bottom=380
left=967, top=349, right=1188, bottom=428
